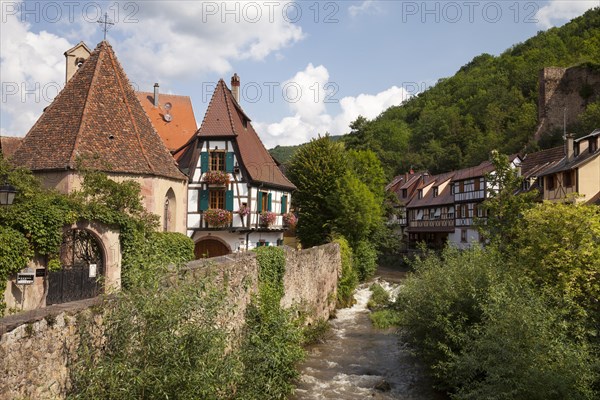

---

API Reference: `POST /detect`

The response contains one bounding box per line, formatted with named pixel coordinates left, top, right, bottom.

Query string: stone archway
left=46, top=221, right=121, bottom=306
left=47, top=228, right=105, bottom=305
left=194, top=237, right=231, bottom=259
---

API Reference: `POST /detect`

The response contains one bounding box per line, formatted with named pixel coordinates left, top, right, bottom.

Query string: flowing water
left=291, top=271, right=445, bottom=400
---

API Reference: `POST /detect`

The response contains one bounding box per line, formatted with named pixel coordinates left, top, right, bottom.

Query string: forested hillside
left=271, top=8, right=600, bottom=177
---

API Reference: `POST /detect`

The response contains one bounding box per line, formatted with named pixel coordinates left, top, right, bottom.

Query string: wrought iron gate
left=47, top=229, right=104, bottom=305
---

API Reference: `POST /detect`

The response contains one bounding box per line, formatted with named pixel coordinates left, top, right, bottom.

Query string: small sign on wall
left=16, top=272, right=34, bottom=285
left=89, top=264, right=97, bottom=278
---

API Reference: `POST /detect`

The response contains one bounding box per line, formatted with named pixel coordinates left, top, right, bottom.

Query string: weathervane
left=97, top=13, right=115, bottom=40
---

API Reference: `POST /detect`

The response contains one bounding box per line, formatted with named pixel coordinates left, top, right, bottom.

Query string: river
left=291, top=268, right=445, bottom=400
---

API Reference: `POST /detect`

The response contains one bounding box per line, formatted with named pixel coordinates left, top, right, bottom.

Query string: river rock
left=374, top=379, right=391, bottom=392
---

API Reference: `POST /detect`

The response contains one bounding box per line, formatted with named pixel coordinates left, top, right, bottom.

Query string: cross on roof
left=97, top=13, right=115, bottom=40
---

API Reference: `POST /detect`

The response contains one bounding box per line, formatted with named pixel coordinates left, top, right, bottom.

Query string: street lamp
left=0, top=183, right=17, bottom=205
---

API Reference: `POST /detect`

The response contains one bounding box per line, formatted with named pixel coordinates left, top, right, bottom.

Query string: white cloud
left=0, top=1, right=304, bottom=137
left=536, top=0, right=599, bottom=28
left=115, top=1, right=304, bottom=83
left=0, top=13, right=71, bottom=136
left=348, top=1, right=380, bottom=17
left=254, top=64, right=410, bottom=148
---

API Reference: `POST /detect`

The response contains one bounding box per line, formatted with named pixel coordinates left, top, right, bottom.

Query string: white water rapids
left=291, top=279, right=444, bottom=400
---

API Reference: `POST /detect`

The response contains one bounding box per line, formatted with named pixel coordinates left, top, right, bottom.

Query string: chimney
left=566, top=133, right=574, bottom=161
left=153, top=83, right=159, bottom=107
left=231, top=73, right=240, bottom=103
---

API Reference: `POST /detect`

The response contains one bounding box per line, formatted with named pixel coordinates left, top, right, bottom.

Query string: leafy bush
left=69, top=275, right=241, bottom=399
left=0, top=226, right=32, bottom=315
left=240, top=246, right=305, bottom=399
left=354, top=240, right=378, bottom=281
left=395, top=245, right=598, bottom=398
left=333, top=236, right=358, bottom=308
left=370, top=309, right=402, bottom=329
left=367, top=283, right=390, bottom=310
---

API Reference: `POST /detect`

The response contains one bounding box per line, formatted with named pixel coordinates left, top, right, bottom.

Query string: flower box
left=282, top=212, right=297, bottom=228
left=203, top=170, right=230, bottom=186
left=259, top=211, right=277, bottom=227
left=204, top=208, right=232, bottom=228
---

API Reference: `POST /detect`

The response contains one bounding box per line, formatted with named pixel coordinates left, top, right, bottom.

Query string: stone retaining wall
left=0, top=243, right=340, bottom=400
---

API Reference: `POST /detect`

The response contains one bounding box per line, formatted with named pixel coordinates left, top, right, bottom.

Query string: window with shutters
left=210, top=190, right=225, bottom=209
left=210, top=150, right=225, bottom=171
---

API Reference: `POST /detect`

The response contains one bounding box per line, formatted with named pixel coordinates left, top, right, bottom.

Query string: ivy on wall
left=0, top=157, right=194, bottom=315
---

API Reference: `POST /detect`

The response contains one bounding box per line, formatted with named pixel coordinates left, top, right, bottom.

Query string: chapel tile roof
left=11, top=41, right=185, bottom=181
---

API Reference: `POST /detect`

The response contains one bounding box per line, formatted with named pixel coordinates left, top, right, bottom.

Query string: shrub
left=367, top=283, right=390, bottom=310
left=395, top=246, right=597, bottom=398
left=69, top=275, right=241, bottom=399
left=239, top=246, right=305, bottom=399
left=354, top=240, right=378, bottom=281
left=370, top=309, right=402, bottom=329
left=333, top=236, right=358, bottom=308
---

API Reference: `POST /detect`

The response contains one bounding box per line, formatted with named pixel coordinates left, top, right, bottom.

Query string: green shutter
left=225, top=190, right=233, bottom=211
left=225, top=152, right=234, bottom=173
left=257, top=192, right=263, bottom=212
left=199, top=190, right=209, bottom=211
left=267, top=193, right=272, bottom=212
left=200, top=152, right=209, bottom=172
left=281, top=195, right=287, bottom=214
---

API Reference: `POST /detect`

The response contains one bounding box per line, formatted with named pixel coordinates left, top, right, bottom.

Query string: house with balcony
left=405, top=172, right=455, bottom=250
left=448, top=156, right=521, bottom=248
left=177, top=75, right=296, bottom=258
left=537, top=130, right=600, bottom=204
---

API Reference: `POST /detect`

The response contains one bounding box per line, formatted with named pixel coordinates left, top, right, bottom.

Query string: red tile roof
left=11, top=41, right=185, bottom=181
left=180, top=79, right=296, bottom=190
left=0, top=137, right=23, bottom=158
left=136, top=92, right=197, bottom=157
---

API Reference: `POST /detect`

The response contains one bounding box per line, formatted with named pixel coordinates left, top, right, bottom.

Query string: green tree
left=478, top=151, right=537, bottom=250
left=510, top=202, right=600, bottom=336
left=331, top=172, right=381, bottom=245
left=288, top=135, right=348, bottom=248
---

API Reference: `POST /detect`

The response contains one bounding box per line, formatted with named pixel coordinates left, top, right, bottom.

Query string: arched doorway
left=47, top=229, right=105, bottom=305
left=194, top=238, right=231, bottom=259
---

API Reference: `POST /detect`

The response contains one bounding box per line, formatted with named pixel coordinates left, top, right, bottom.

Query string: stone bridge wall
left=0, top=243, right=340, bottom=400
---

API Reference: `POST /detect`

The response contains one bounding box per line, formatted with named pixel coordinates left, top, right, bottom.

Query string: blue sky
left=1, top=0, right=599, bottom=147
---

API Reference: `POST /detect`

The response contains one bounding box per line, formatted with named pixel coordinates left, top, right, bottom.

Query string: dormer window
left=418, top=189, right=423, bottom=199
left=401, top=189, right=407, bottom=198
left=590, top=138, right=598, bottom=153
left=432, top=187, right=438, bottom=197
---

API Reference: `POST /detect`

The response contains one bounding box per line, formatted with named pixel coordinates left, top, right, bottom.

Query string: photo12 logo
left=1, top=1, right=139, bottom=24
left=400, top=1, right=541, bottom=24
left=201, top=80, right=340, bottom=104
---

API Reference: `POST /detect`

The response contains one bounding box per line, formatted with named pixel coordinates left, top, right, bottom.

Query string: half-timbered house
left=177, top=75, right=296, bottom=258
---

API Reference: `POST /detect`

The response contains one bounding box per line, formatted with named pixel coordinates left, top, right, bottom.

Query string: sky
left=1, top=0, right=599, bottom=148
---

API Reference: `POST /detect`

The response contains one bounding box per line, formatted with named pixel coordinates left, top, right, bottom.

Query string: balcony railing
left=454, top=190, right=485, bottom=202
left=455, top=217, right=473, bottom=227
left=411, top=219, right=454, bottom=228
